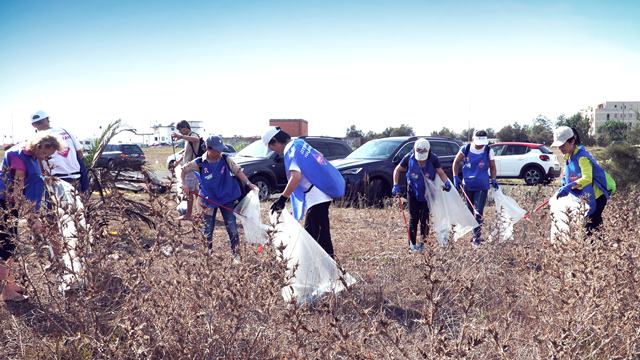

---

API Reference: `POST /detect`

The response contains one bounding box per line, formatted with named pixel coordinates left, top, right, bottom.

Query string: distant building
left=150, top=120, right=204, bottom=145
left=582, top=101, right=640, bottom=135
left=269, top=119, right=308, bottom=137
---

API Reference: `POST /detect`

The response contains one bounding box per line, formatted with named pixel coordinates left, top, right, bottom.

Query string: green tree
left=345, top=125, right=364, bottom=138
left=459, top=128, right=475, bottom=142
left=528, top=115, right=554, bottom=145
left=601, top=120, right=629, bottom=142
left=430, top=127, right=458, bottom=139
left=485, top=128, right=496, bottom=138
left=497, top=122, right=530, bottom=142
left=381, top=124, right=415, bottom=137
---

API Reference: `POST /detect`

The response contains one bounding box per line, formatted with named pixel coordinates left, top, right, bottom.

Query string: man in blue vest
left=452, top=129, right=498, bottom=246
left=262, top=127, right=345, bottom=258
left=179, top=136, right=257, bottom=258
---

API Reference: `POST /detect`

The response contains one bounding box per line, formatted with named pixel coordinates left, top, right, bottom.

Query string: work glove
left=490, top=178, right=499, bottom=190
left=453, top=176, right=462, bottom=190
left=556, top=181, right=576, bottom=199
left=392, top=184, right=401, bottom=196
left=442, top=180, right=452, bottom=192
left=270, top=195, right=289, bottom=214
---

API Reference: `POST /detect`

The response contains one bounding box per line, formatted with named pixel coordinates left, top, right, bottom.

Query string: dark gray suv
left=330, top=136, right=463, bottom=206
left=235, top=136, right=352, bottom=201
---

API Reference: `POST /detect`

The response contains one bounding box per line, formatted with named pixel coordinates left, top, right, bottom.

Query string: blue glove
left=442, top=180, right=452, bottom=192
left=556, top=181, right=576, bottom=198
left=453, top=176, right=462, bottom=190
left=392, top=184, right=401, bottom=196
left=490, top=178, right=499, bottom=190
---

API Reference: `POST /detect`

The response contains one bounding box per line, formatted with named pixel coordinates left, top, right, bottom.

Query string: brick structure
left=269, top=119, right=308, bottom=137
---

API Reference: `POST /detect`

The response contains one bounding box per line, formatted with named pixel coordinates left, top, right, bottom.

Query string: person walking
left=30, top=111, right=89, bottom=193
left=180, top=136, right=257, bottom=257
left=0, top=133, right=65, bottom=301
left=452, top=129, right=498, bottom=246
left=262, top=127, right=345, bottom=258
left=551, top=126, right=615, bottom=235
left=171, top=120, right=202, bottom=220
left=392, top=138, right=452, bottom=253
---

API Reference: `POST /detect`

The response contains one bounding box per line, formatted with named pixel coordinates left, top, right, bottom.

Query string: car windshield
left=236, top=140, right=272, bottom=158
left=347, top=139, right=404, bottom=159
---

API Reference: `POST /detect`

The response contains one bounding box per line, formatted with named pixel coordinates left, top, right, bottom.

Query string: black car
left=330, top=136, right=463, bottom=206
left=96, top=144, right=146, bottom=170
left=235, top=137, right=353, bottom=201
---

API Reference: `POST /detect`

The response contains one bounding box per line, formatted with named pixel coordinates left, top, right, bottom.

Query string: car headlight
left=340, top=167, right=362, bottom=175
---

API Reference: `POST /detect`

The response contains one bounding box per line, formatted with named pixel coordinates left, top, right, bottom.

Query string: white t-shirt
left=459, top=145, right=496, bottom=160
left=41, top=127, right=83, bottom=178
left=284, top=141, right=332, bottom=210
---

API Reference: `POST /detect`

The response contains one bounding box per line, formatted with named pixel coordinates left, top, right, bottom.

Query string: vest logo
left=478, top=160, right=486, bottom=169
left=220, top=165, right=226, bottom=174
left=313, top=152, right=327, bottom=165
left=58, top=147, right=71, bottom=158
left=203, top=167, right=209, bottom=174
left=569, top=174, right=579, bottom=182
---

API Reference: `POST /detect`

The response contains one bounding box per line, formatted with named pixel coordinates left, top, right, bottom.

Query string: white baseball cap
left=472, top=129, right=489, bottom=146
left=551, top=126, right=575, bottom=147
left=262, top=127, right=280, bottom=146
left=414, top=138, right=430, bottom=161
left=31, top=110, right=49, bottom=123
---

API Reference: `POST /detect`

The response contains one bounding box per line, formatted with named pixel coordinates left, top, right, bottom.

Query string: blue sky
left=1, top=0, right=639, bottom=141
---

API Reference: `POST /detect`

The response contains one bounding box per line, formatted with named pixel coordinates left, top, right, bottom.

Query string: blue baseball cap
left=205, top=135, right=226, bottom=152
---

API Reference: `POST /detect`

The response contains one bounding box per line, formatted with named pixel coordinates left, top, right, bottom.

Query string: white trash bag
left=270, top=211, right=356, bottom=304
left=548, top=193, right=590, bottom=243
left=48, top=179, right=88, bottom=292
left=424, top=177, right=478, bottom=246
left=491, top=188, right=527, bottom=241
left=234, top=189, right=268, bottom=244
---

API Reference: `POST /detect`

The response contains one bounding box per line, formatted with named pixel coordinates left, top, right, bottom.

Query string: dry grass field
left=1, top=180, right=639, bottom=358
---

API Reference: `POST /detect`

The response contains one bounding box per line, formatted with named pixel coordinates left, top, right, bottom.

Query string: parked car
left=331, top=136, right=463, bottom=206
left=166, top=144, right=237, bottom=169
left=96, top=144, right=146, bottom=170
left=489, top=142, right=561, bottom=185
left=234, top=136, right=353, bottom=201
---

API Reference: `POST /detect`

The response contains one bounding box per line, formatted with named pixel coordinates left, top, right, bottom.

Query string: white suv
left=490, top=142, right=561, bottom=185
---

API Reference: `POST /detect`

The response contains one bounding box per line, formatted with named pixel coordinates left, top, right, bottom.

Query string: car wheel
left=107, top=159, right=115, bottom=171
left=367, top=178, right=388, bottom=208
left=250, top=176, right=271, bottom=201
left=523, top=166, right=544, bottom=185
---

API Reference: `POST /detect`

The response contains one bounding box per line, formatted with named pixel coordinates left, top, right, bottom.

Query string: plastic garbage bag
left=270, top=211, right=356, bottom=304
left=423, top=177, right=478, bottom=246
left=491, top=188, right=527, bottom=241
left=48, top=179, right=88, bottom=293
left=234, top=189, right=268, bottom=244
left=549, top=193, right=590, bottom=243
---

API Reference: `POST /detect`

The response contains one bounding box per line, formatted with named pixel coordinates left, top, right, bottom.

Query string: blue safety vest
left=407, top=152, right=438, bottom=202
left=563, top=145, right=609, bottom=216
left=0, top=145, right=45, bottom=209
left=284, top=139, right=345, bottom=220
left=461, top=144, right=491, bottom=191
left=194, top=155, right=242, bottom=208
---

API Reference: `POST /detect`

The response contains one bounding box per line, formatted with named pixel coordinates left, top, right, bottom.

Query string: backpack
left=462, top=143, right=491, bottom=159
left=195, top=154, right=249, bottom=202
left=189, top=133, right=207, bottom=157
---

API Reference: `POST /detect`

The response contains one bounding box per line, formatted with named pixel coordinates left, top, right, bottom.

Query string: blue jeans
left=203, top=205, right=239, bottom=254
left=464, top=188, right=488, bottom=240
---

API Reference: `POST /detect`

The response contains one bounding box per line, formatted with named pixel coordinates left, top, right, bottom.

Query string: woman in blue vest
left=0, top=133, right=64, bottom=301
left=452, top=130, right=498, bottom=246
left=263, top=127, right=345, bottom=258
left=551, top=126, right=614, bottom=235
left=392, top=138, right=452, bottom=253
left=179, top=136, right=257, bottom=258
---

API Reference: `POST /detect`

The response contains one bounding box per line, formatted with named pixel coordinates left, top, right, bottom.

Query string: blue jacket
left=0, top=145, right=45, bottom=209
left=284, top=139, right=345, bottom=220
left=564, top=145, right=609, bottom=216
left=195, top=155, right=242, bottom=208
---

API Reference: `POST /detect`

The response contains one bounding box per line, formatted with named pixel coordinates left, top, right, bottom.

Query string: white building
left=149, top=120, right=205, bottom=145
left=582, top=101, right=640, bottom=135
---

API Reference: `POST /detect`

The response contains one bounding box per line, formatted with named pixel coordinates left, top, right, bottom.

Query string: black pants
left=407, top=192, right=429, bottom=245
left=0, top=200, right=18, bottom=261
left=304, top=201, right=334, bottom=257
left=586, top=195, right=607, bottom=236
